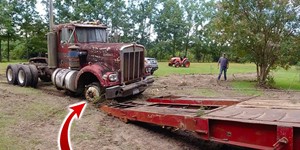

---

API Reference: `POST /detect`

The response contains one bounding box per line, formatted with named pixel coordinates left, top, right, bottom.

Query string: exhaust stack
left=49, top=0, right=54, bottom=31
left=47, top=0, right=57, bottom=68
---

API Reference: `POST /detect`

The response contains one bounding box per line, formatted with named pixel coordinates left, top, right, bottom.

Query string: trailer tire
left=6, top=64, right=19, bottom=85
left=17, top=65, right=33, bottom=87
left=84, top=82, right=105, bottom=103
left=28, top=65, right=39, bottom=88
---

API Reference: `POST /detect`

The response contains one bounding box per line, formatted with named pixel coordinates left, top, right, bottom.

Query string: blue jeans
left=218, top=66, right=227, bottom=80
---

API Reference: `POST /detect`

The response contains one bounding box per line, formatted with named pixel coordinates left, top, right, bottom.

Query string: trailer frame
left=100, top=95, right=300, bottom=150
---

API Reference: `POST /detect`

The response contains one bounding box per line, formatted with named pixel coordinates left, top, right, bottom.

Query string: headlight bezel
left=108, top=73, right=118, bottom=82
left=103, top=72, right=119, bottom=82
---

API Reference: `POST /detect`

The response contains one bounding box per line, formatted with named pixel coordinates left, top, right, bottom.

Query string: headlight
left=108, top=73, right=118, bottom=82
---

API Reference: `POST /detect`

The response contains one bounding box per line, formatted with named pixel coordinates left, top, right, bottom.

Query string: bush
left=296, top=62, right=300, bottom=71
left=266, top=74, right=275, bottom=88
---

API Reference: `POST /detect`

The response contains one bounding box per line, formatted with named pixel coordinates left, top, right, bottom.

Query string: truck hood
left=74, top=43, right=145, bottom=74
left=77, top=43, right=144, bottom=52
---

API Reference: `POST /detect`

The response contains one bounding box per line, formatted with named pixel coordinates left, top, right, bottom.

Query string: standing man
left=217, top=53, right=229, bottom=81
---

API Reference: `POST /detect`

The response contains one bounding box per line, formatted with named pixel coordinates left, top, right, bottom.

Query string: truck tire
left=84, top=82, right=104, bottom=103
left=28, top=65, right=39, bottom=88
left=6, top=64, right=19, bottom=85
left=17, top=65, right=33, bottom=87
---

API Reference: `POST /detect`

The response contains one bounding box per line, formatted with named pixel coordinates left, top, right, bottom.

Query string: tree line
left=0, top=0, right=300, bottom=85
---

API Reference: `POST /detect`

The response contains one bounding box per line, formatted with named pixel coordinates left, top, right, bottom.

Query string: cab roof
left=54, top=20, right=107, bottom=30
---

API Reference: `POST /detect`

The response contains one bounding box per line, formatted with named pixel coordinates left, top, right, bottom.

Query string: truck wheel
left=6, top=64, right=19, bottom=85
left=17, top=65, right=33, bottom=87
left=85, top=82, right=104, bottom=103
left=28, top=65, right=39, bottom=88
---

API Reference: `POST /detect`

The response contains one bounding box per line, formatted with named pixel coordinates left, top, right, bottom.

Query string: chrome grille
left=121, top=46, right=144, bottom=83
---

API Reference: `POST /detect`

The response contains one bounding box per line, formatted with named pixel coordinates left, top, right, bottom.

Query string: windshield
left=76, top=27, right=107, bottom=43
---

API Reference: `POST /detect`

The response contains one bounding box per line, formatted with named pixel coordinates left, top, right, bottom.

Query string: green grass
left=0, top=62, right=11, bottom=75
left=2, top=61, right=299, bottom=91
left=155, top=62, right=256, bottom=76
left=191, top=88, right=218, bottom=97
left=0, top=61, right=25, bottom=75
left=230, top=81, right=262, bottom=96
left=271, top=67, right=300, bottom=90
left=0, top=114, right=24, bottom=149
left=155, top=62, right=300, bottom=91
left=20, top=101, right=66, bottom=121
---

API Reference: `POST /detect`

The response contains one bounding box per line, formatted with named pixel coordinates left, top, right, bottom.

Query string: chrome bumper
left=105, top=76, right=154, bottom=99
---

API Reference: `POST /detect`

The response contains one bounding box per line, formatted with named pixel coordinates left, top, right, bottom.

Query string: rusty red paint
left=53, top=22, right=147, bottom=90
left=100, top=96, right=300, bottom=150
left=209, top=120, right=277, bottom=149
left=58, top=42, right=134, bottom=71
left=276, top=126, right=293, bottom=150
left=294, top=128, right=300, bottom=150
left=194, top=118, right=209, bottom=140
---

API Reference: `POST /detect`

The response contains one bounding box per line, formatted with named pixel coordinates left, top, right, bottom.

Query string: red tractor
left=168, top=57, right=190, bottom=68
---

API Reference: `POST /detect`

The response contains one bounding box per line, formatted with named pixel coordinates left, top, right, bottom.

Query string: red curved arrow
left=58, top=101, right=87, bottom=150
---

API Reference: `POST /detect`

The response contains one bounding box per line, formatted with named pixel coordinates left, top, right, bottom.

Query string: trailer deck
left=100, top=95, right=300, bottom=150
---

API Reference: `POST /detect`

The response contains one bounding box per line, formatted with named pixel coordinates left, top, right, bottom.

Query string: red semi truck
left=5, top=21, right=154, bottom=101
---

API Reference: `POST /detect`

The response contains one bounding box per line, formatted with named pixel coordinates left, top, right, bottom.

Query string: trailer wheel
left=6, top=64, right=19, bottom=85
left=17, top=65, right=33, bottom=87
left=28, top=65, right=39, bottom=88
left=84, top=82, right=104, bottom=103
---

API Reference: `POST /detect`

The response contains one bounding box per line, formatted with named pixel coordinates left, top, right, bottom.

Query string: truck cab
left=5, top=21, right=154, bottom=101
left=48, top=21, right=154, bottom=101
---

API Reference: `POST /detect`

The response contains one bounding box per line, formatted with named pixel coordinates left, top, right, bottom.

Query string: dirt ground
left=0, top=73, right=300, bottom=150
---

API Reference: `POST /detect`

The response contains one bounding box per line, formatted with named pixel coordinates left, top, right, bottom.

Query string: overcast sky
left=36, top=0, right=46, bottom=16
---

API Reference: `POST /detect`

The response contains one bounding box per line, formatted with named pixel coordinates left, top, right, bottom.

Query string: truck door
left=58, top=27, right=75, bottom=68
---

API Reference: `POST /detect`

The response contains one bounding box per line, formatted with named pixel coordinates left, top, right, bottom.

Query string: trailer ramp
left=100, top=96, right=300, bottom=150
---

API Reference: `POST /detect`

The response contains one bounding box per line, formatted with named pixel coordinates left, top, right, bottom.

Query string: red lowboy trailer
left=100, top=95, right=300, bottom=150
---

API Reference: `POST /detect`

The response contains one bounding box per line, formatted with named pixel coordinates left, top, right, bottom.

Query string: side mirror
left=61, top=28, right=69, bottom=44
